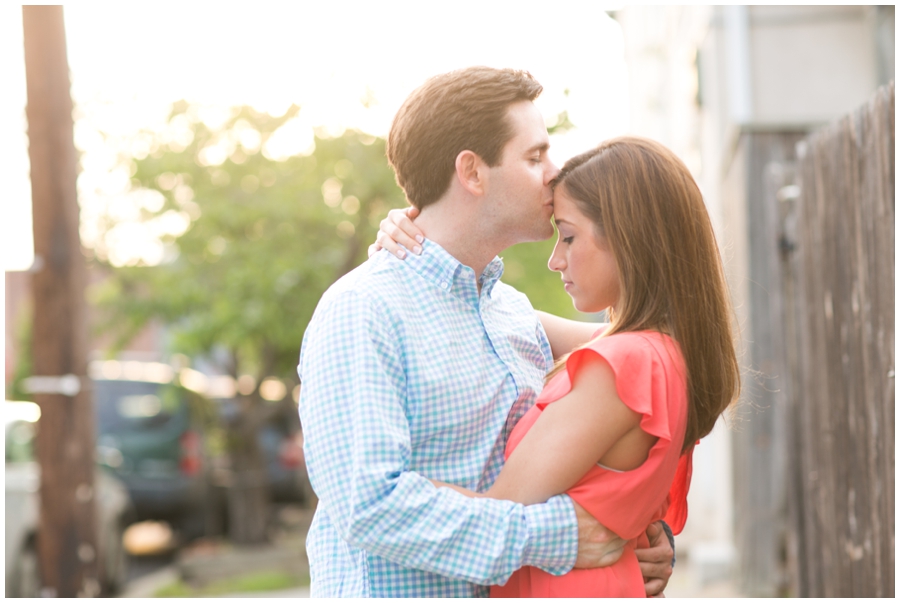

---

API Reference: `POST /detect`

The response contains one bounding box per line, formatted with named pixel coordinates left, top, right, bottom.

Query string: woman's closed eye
left=562, top=235, right=574, bottom=244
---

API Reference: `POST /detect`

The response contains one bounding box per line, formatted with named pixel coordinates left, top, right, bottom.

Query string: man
left=298, top=67, right=673, bottom=597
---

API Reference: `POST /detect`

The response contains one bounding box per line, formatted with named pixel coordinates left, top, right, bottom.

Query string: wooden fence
left=726, top=83, right=894, bottom=597
left=784, top=82, right=894, bottom=597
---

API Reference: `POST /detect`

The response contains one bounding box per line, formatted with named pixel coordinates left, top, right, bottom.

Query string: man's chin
left=508, top=220, right=555, bottom=245
left=537, top=222, right=555, bottom=241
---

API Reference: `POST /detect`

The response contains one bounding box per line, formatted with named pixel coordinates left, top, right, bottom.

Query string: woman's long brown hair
left=548, top=137, right=739, bottom=452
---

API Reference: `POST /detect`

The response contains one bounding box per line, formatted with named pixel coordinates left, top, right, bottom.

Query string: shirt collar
left=405, top=239, right=505, bottom=305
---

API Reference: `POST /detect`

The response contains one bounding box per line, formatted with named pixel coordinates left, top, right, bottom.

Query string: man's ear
left=454, top=150, right=488, bottom=196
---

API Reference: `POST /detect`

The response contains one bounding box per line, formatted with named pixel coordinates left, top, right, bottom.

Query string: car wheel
left=13, top=541, right=41, bottom=598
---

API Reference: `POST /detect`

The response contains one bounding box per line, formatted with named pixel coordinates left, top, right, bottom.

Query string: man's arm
left=298, top=290, right=579, bottom=585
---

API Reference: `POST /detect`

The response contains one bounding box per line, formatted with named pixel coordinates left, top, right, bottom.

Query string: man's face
left=484, top=101, right=559, bottom=243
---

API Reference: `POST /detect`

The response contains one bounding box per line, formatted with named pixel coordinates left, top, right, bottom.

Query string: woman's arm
left=432, top=352, right=652, bottom=505
left=487, top=351, right=651, bottom=505
left=537, top=311, right=607, bottom=360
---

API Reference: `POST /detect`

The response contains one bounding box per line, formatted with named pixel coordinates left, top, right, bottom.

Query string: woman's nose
left=548, top=240, right=564, bottom=272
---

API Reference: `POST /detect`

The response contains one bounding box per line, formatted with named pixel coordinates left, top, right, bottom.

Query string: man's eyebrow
left=527, top=142, right=550, bottom=154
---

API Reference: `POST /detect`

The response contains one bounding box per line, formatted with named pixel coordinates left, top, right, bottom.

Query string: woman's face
left=548, top=185, right=620, bottom=314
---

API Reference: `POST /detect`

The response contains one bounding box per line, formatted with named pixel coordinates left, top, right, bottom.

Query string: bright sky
left=2, top=2, right=630, bottom=271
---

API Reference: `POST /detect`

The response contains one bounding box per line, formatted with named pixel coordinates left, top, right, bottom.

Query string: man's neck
left=415, top=203, right=507, bottom=284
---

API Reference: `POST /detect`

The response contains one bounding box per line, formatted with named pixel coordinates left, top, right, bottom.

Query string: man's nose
left=545, top=161, right=560, bottom=184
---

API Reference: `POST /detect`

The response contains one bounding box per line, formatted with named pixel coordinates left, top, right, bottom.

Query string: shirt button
left=440, top=280, right=449, bottom=289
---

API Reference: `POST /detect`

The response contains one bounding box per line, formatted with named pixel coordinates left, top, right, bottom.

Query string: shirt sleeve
left=298, top=290, right=578, bottom=585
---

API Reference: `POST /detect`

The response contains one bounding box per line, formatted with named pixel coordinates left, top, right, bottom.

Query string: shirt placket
left=478, top=273, right=535, bottom=469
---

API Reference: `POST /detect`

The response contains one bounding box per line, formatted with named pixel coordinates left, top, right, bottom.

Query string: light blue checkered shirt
left=297, top=240, right=578, bottom=597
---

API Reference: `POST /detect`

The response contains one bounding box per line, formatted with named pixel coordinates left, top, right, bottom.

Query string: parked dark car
left=258, top=414, right=312, bottom=504
left=5, top=401, right=134, bottom=597
left=214, top=397, right=313, bottom=506
left=93, top=379, right=218, bottom=539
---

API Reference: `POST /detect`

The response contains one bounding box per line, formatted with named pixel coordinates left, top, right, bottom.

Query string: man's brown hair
left=547, top=137, right=740, bottom=453
left=386, top=67, right=543, bottom=209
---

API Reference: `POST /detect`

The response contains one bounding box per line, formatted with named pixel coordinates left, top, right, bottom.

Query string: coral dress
left=492, top=331, right=695, bottom=598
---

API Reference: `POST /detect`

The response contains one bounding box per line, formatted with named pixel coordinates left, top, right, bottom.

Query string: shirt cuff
left=521, top=494, right=578, bottom=575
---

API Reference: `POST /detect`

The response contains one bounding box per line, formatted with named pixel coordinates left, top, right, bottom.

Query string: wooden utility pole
left=22, top=6, right=99, bottom=597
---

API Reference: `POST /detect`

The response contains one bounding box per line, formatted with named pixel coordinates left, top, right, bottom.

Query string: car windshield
left=95, top=381, right=187, bottom=434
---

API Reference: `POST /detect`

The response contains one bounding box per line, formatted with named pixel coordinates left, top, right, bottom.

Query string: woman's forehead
left=552, top=187, right=581, bottom=220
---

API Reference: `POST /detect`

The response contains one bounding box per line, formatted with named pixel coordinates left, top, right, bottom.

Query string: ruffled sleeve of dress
left=566, top=333, right=675, bottom=442
left=560, top=332, right=690, bottom=540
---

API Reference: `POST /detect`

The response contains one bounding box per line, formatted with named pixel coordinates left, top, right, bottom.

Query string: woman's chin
left=570, top=298, right=606, bottom=315
left=569, top=297, right=590, bottom=313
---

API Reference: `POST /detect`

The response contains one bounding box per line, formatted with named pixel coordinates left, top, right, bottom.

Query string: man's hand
left=573, top=501, right=626, bottom=568
left=636, top=521, right=674, bottom=597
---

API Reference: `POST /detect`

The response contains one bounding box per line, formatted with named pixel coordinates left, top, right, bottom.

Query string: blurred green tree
left=91, top=103, right=408, bottom=543
left=93, top=103, right=404, bottom=381
left=500, top=238, right=582, bottom=318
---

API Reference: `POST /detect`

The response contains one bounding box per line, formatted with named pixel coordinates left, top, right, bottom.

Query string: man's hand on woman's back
left=573, top=504, right=673, bottom=597
left=573, top=500, right=626, bottom=568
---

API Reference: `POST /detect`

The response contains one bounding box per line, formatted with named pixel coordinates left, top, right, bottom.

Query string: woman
left=374, top=136, right=739, bottom=597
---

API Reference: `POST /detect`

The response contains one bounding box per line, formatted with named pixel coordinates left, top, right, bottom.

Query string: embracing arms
left=298, top=291, right=630, bottom=585
left=432, top=352, right=652, bottom=509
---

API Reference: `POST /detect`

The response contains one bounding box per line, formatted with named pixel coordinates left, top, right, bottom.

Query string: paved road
left=125, top=552, right=176, bottom=584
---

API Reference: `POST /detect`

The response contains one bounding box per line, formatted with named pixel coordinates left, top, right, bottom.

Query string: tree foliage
left=91, top=103, right=406, bottom=382
left=500, top=238, right=583, bottom=319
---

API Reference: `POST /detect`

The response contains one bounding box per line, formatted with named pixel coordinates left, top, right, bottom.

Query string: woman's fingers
left=381, top=216, right=422, bottom=253
left=374, top=229, right=407, bottom=259
left=389, top=207, right=424, bottom=246
left=375, top=207, right=424, bottom=259
left=370, top=206, right=425, bottom=260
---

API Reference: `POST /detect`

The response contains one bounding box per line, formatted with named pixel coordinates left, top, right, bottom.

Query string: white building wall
left=747, top=6, right=878, bottom=126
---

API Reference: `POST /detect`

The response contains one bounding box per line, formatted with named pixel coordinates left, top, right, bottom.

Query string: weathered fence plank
left=727, top=83, right=894, bottom=597
left=790, top=82, right=894, bottom=597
